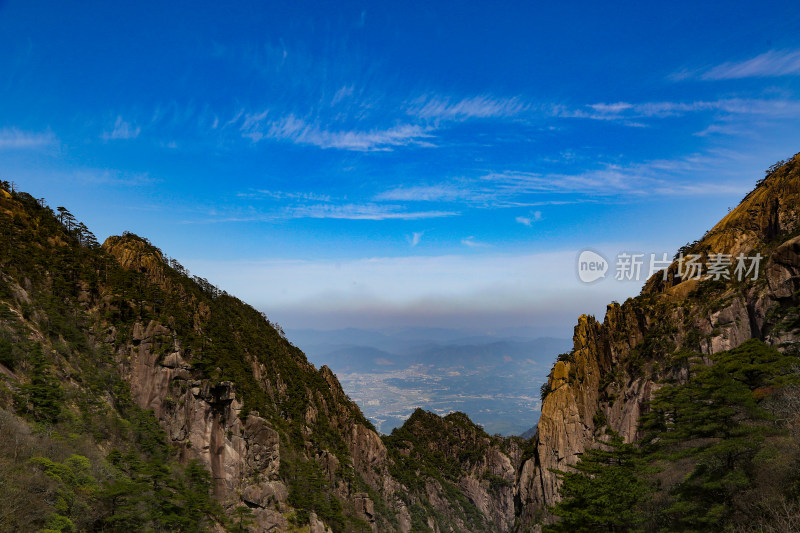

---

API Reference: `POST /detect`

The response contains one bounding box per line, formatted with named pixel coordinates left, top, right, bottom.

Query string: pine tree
left=182, top=459, right=221, bottom=531
left=19, top=343, right=63, bottom=423
left=638, top=339, right=795, bottom=530
left=545, top=435, right=651, bottom=533
left=230, top=505, right=256, bottom=532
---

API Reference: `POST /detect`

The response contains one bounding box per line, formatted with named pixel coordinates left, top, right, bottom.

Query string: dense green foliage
left=548, top=340, right=800, bottom=532
left=545, top=436, right=650, bottom=533
left=0, top=400, right=225, bottom=531
left=382, top=409, right=501, bottom=532
left=0, top=183, right=387, bottom=531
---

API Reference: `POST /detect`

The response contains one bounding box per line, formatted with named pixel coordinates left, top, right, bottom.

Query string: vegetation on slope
left=0, top=183, right=381, bottom=531
left=547, top=335, right=800, bottom=532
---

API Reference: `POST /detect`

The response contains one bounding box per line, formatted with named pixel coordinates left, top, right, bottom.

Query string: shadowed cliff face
left=516, top=153, right=800, bottom=528
left=100, top=235, right=390, bottom=531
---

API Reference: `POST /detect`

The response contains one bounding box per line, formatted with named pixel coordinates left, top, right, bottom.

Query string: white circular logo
left=577, top=249, right=608, bottom=283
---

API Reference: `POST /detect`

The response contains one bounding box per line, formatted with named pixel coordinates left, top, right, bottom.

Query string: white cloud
left=375, top=184, right=472, bottom=202
left=331, top=85, right=355, bottom=105
left=288, top=203, right=457, bottom=220
left=560, top=98, right=800, bottom=123
left=372, top=153, right=750, bottom=210
left=178, top=202, right=457, bottom=224
left=479, top=168, right=640, bottom=195
left=409, top=95, right=529, bottom=120
left=0, top=128, right=57, bottom=150
left=692, top=123, right=748, bottom=137
left=650, top=182, right=746, bottom=195
left=588, top=102, right=634, bottom=114
left=224, top=108, right=246, bottom=128
left=102, top=116, right=141, bottom=140
left=712, top=98, right=800, bottom=117
left=461, top=236, right=489, bottom=248
left=702, top=49, right=800, bottom=79
left=238, top=189, right=332, bottom=202
left=240, top=113, right=434, bottom=151
left=408, top=231, right=424, bottom=247
left=240, top=110, right=268, bottom=132
left=72, top=168, right=158, bottom=186
left=516, top=211, right=542, bottom=226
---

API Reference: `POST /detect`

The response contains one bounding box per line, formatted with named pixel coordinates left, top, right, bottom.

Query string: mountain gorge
left=2, top=152, right=800, bottom=532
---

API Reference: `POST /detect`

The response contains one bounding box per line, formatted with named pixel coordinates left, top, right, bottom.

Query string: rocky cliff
left=516, top=152, right=800, bottom=529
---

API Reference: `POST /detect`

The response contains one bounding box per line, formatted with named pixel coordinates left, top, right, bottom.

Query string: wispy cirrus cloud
left=408, top=231, right=424, bottom=247
left=408, top=95, right=530, bottom=120
left=238, top=112, right=434, bottom=151
left=650, top=182, right=746, bottom=196
left=559, top=98, right=800, bottom=124
left=0, top=128, right=57, bottom=150
left=480, top=169, right=639, bottom=195
left=373, top=152, right=750, bottom=210
left=481, top=163, right=747, bottom=197
left=516, top=212, right=542, bottom=226
left=331, top=85, right=356, bottom=105
left=701, top=49, right=800, bottom=80
left=237, top=189, right=332, bottom=202
left=461, top=236, right=489, bottom=248
left=182, top=203, right=456, bottom=224
left=288, top=203, right=457, bottom=220
left=375, top=183, right=474, bottom=202
left=102, top=116, right=141, bottom=140
left=72, top=168, right=159, bottom=186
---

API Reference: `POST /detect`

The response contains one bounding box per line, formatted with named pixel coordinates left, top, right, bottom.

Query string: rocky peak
left=103, top=233, right=169, bottom=279
left=644, top=152, right=800, bottom=295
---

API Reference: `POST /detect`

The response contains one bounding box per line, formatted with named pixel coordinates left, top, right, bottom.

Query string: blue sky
left=2, top=0, right=800, bottom=334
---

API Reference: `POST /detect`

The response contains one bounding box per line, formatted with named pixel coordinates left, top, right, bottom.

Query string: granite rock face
left=517, top=154, right=800, bottom=529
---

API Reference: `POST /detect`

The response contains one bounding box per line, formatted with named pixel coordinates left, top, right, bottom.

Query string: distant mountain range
left=288, top=327, right=571, bottom=435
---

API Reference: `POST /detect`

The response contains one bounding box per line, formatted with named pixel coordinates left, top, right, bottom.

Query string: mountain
left=0, top=187, right=390, bottom=531
left=2, top=151, right=800, bottom=532
left=0, top=184, right=528, bottom=531
left=517, top=152, right=800, bottom=529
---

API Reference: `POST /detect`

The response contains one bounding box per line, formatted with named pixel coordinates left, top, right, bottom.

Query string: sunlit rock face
left=518, top=154, right=800, bottom=528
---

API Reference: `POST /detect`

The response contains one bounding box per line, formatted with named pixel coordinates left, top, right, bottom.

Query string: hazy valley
left=291, top=327, right=571, bottom=435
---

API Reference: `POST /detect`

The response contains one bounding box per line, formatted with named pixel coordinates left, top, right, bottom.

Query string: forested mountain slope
left=0, top=183, right=525, bottom=532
